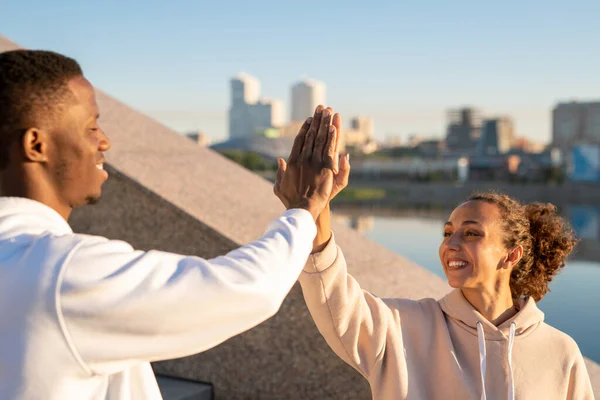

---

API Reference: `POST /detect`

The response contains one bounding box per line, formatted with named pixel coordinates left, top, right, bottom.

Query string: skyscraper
left=229, top=73, right=260, bottom=139
left=229, top=73, right=283, bottom=138
left=351, top=117, right=374, bottom=138
left=477, top=117, right=515, bottom=156
left=445, top=107, right=482, bottom=153
left=291, top=79, right=326, bottom=122
left=231, top=73, right=260, bottom=106
left=343, top=116, right=374, bottom=148
left=249, top=99, right=284, bottom=132
left=553, top=101, right=600, bottom=151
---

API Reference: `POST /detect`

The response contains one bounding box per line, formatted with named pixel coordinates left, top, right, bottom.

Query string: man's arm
left=58, top=108, right=338, bottom=376
left=58, top=209, right=315, bottom=375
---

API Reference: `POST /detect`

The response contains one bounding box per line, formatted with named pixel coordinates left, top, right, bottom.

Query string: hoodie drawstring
left=476, top=321, right=487, bottom=400
left=507, top=322, right=516, bottom=400
left=476, top=321, right=517, bottom=400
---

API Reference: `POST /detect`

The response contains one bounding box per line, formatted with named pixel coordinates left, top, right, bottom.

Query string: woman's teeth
left=448, top=261, right=467, bottom=268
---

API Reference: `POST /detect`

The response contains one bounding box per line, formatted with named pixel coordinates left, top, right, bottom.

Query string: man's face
left=48, top=76, right=111, bottom=207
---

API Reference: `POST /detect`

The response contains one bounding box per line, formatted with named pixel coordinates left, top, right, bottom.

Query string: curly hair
left=0, top=50, right=83, bottom=169
left=467, top=192, right=578, bottom=301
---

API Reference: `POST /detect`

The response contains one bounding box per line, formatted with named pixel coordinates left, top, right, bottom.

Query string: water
left=334, top=211, right=600, bottom=364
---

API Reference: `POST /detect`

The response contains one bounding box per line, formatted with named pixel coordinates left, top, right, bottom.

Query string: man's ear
left=21, top=128, right=50, bottom=163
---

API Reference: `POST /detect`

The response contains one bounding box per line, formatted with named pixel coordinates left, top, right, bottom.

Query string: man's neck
left=1, top=172, right=71, bottom=221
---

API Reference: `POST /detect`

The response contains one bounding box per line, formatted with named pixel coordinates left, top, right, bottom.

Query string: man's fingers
left=332, top=113, right=342, bottom=173
left=323, top=125, right=336, bottom=170
left=301, top=105, right=324, bottom=164
left=288, top=117, right=312, bottom=164
left=312, top=108, right=332, bottom=166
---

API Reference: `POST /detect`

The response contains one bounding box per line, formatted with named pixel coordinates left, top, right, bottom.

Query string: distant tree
left=220, top=149, right=245, bottom=165
left=218, top=149, right=277, bottom=172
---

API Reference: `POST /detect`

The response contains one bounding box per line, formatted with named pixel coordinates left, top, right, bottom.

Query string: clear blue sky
left=2, top=0, right=599, bottom=143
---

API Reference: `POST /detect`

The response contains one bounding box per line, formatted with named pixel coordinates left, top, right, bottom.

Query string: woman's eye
left=443, top=231, right=452, bottom=237
left=465, top=231, right=479, bottom=237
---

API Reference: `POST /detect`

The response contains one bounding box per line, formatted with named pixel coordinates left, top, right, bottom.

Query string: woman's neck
left=461, top=286, right=516, bottom=326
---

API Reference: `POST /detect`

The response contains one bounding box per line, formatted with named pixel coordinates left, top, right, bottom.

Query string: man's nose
left=98, top=129, right=111, bottom=152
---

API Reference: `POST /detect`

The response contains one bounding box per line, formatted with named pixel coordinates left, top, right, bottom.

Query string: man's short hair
left=0, top=50, right=83, bottom=168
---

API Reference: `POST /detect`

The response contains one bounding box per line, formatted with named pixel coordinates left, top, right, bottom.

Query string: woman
left=277, top=107, right=594, bottom=400
left=299, top=190, right=594, bottom=399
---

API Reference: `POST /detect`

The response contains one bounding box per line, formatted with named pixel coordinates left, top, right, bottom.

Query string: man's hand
left=273, top=105, right=336, bottom=221
left=275, top=106, right=351, bottom=253
left=311, top=110, right=351, bottom=253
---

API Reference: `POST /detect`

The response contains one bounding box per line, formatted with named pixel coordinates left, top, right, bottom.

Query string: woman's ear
left=505, top=245, right=524, bottom=269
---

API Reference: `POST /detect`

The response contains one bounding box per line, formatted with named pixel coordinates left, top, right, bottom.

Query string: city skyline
left=291, top=79, right=326, bottom=123
left=2, top=1, right=599, bottom=142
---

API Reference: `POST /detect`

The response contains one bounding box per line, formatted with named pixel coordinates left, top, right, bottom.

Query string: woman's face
left=439, top=201, right=512, bottom=290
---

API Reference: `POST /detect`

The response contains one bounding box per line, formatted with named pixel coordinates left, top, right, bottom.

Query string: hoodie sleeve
left=57, top=209, right=316, bottom=376
left=298, top=233, right=402, bottom=379
left=567, top=352, right=595, bottom=400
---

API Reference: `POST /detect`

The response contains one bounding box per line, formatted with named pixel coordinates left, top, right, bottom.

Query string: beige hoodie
left=299, top=234, right=594, bottom=400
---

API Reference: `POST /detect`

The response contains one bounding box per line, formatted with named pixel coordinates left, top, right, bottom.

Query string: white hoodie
left=0, top=197, right=316, bottom=400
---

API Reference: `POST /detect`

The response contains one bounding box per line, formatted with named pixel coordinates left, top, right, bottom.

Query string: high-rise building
left=231, top=73, right=260, bottom=106
left=229, top=73, right=283, bottom=138
left=477, top=117, right=515, bottom=156
left=291, top=79, right=326, bottom=122
left=553, top=101, right=600, bottom=151
left=351, top=116, right=374, bottom=138
left=445, top=107, right=482, bottom=153
left=249, top=99, right=284, bottom=132
left=343, top=116, right=374, bottom=148
left=339, top=116, right=377, bottom=154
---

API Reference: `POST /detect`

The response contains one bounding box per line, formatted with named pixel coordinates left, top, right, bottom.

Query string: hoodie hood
left=439, top=288, right=545, bottom=340
left=440, top=289, right=546, bottom=400
left=0, top=197, right=72, bottom=240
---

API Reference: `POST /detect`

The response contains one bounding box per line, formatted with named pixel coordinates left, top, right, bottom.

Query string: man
left=0, top=49, right=337, bottom=399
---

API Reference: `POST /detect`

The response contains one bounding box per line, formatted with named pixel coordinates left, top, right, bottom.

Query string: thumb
left=275, top=158, right=285, bottom=189
left=334, top=153, right=350, bottom=189
left=279, top=158, right=287, bottom=172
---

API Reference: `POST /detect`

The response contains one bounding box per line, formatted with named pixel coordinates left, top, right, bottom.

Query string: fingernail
left=306, top=117, right=312, bottom=124
left=346, top=154, right=350, bottom=162
left=329, top=126, right=334, bottom=134
left=322, top=109, right=330, bottom=118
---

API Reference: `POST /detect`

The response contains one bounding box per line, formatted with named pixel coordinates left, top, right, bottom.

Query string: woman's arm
left=298, top=207, right=402, bottom=378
